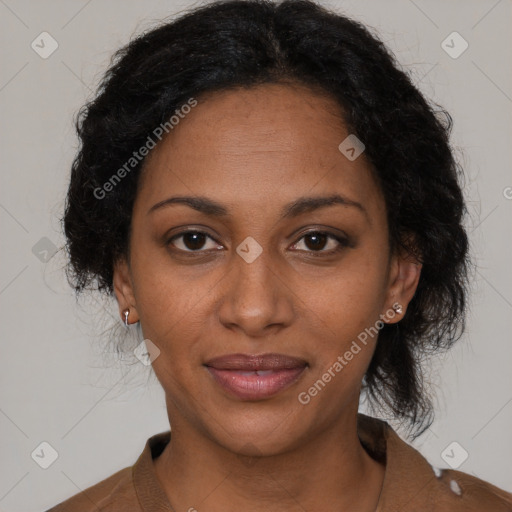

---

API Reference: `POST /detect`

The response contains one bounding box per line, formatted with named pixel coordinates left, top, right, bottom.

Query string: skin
left=113, top=82, right=422, bottom=512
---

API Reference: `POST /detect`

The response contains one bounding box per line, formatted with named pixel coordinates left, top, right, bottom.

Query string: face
left=114, top=82, right=421, bottom=455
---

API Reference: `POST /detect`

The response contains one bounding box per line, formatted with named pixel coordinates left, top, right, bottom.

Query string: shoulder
left=45, top=466, right=139, bottom=512
left=45, top=430, right=172, bottom=511
left=428, top=466, right=512, bottom=511
left=357, top=414, right=512, bottom=512
left=385, top=424, right=512, bottom=511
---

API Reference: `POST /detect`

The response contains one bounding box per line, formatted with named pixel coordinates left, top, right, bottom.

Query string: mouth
left=204, top=353, right=308, bottom=401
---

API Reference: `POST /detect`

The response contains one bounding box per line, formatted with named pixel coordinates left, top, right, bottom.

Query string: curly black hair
left=61, top=0, right=470, bottom=437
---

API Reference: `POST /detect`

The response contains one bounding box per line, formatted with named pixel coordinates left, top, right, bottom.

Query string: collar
left=132, top=413, right=441, bottom=511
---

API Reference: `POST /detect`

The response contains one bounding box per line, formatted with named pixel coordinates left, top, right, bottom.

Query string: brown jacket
left=46, top=414, right=512, bottom=511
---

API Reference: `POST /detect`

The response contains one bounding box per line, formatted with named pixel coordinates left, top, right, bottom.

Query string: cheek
left=128, top=247, right=200, bottom=349
left=293, top=251, right=389, bottom=384
left=296, top=283, right=381, bottom=412
left=300, top=254, right=388, bottom=333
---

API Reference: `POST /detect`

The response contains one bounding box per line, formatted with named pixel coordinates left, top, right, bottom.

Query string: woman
left=48, top=0, right=512, bottom=510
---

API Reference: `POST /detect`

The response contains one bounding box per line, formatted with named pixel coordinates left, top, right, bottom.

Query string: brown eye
left=168, top=231, right=220, bottom=252
left=292, top=231, right=349, bottom=255
left=303, top=232, right=328, bottom=251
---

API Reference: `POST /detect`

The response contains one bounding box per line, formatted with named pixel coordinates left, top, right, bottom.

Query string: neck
left=154, top=408, right=385, bottom=512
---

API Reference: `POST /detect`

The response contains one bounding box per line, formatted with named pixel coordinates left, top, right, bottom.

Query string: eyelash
left=166, top=229, right=350, bottom=257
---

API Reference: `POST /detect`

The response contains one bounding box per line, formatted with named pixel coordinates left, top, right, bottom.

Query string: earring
left=123, top=309, right=130, bottom=327
left=393, top=303, right=403, bottom=315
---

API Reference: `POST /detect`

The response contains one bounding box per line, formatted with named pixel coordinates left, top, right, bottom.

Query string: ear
left=113, top=257, right=139, bottom=323
left=383, top=246, right=422, bottom=324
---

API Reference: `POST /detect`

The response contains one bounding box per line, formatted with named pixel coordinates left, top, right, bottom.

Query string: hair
left=61, top=0, right=470, bottom=437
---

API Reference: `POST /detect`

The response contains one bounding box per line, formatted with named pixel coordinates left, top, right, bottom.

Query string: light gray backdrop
left=1, top=0, right=511, bottom=510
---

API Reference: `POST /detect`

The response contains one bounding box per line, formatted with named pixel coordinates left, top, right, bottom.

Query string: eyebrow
left=147, top=194, right=368, bottom=221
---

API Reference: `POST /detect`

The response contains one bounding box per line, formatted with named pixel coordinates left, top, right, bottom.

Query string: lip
left=204, top=353, right=308, bottom=401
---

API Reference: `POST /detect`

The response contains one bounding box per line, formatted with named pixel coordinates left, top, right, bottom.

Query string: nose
left=217, top=245, right=295, bottom=338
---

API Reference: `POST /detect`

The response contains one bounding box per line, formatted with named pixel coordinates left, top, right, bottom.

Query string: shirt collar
left=133, top=413, right=437, bottom=511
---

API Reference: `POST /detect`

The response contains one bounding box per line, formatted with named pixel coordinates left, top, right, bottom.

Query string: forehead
left=135, top=83, right=385, bottom=221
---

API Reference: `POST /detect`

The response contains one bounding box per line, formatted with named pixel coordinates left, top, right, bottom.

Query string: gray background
left=0, top=0, right=511, bottom=510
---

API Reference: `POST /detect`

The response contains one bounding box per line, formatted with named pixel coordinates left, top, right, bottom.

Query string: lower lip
left=206, top=366, right=306, bottom=400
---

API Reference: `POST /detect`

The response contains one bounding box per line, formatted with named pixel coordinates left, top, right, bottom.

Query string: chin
left=205, top=406, right=311, bottom=457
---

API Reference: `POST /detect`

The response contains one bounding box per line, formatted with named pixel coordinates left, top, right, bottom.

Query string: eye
left=166, top=229, right=350, bottom=256
left=167, top=230, right=221, bottom=252
left=290, top=231, right=349, bottom=255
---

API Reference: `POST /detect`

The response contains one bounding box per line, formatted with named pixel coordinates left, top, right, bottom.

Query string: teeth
left=236, top=370, right=275, bottom=376
left=256, top=370, right=274, bottom=376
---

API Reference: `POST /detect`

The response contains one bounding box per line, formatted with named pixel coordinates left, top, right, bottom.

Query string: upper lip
left=204, top=353, right=308, bottom=371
